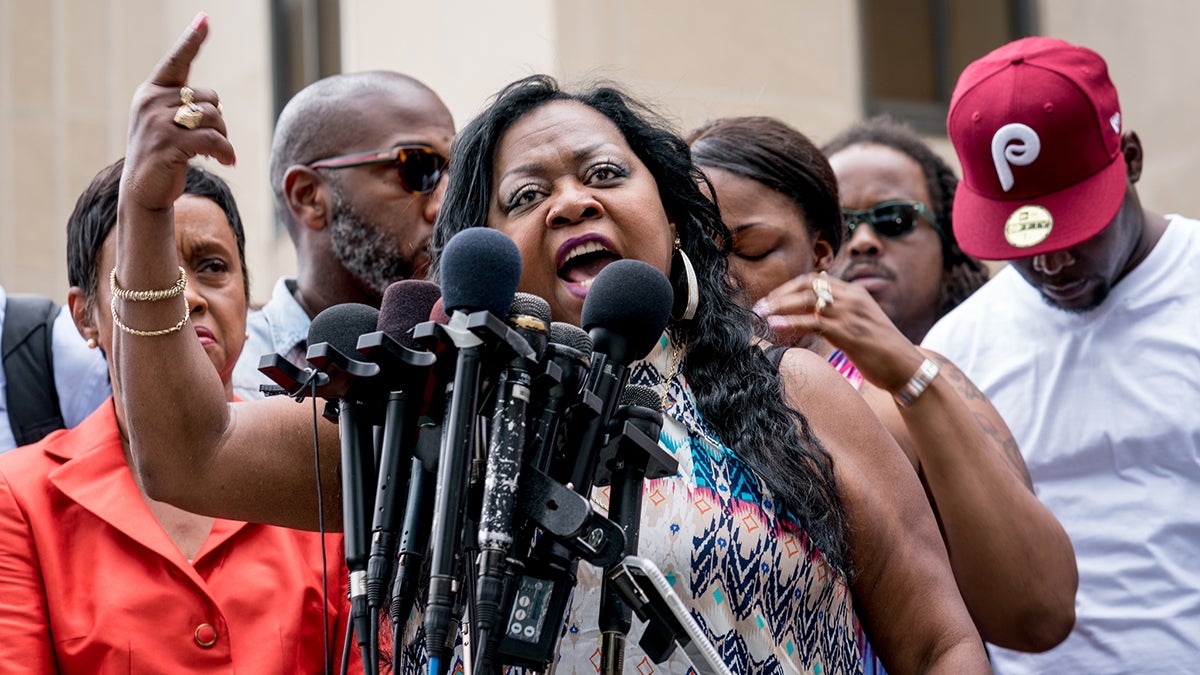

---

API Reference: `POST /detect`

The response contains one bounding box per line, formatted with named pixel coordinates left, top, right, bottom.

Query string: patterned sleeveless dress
left=393, top=335, right=864, bottom=674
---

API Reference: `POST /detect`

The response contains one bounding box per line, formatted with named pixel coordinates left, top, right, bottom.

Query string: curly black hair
left=431, top=75, right=850, bottom=573
left=822, top=115, right=989, bottom=317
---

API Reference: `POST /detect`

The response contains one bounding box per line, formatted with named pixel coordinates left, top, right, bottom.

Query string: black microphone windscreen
left=581, top=260, right=673, bottom=363
left=550, top=322, right=592, bottom=354
left=440, top=228, right=522, bottom=317
left=308, top=303, right=381, bottom=357
left=620, top=383, right=662, bottom=412
left=378, top=280, right=443, bottom=349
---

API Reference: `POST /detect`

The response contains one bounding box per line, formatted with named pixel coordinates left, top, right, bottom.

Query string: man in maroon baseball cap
left=923, top=36, right=1200, bottom=673
left=947, top=36, right=1160, bottom=311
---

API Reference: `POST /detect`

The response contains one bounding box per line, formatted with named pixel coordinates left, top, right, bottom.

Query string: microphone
left=526, top=322, right=592, bottom=474
left=496, top=260, right=673, bottom=670
left=359, top=281, right=442, bottom=625
left=305, top=303, right=384, bottom=675
left=390, top=297, right=456, bottom=654
left=473, top=293, right=551, bottom=673
left=425, top=228, right=523, bottom=675
left=567, top=259, right=673, bottom=497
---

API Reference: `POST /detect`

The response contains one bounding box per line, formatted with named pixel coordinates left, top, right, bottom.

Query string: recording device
left=425, top=228, right=524, bottom=675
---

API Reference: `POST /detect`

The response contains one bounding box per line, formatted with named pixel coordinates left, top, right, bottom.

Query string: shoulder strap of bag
left=2, top=294, right=65, bottom=446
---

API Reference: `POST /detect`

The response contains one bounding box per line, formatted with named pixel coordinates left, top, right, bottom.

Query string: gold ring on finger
left=812, top=272, right=834, bottom=314
left=173, top=102, right=204, bottom=130
left=180, top=86, right=195, bottom=105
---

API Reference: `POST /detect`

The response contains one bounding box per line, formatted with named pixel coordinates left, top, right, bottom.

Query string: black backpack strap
left=3, top=294, right=65, bottom=446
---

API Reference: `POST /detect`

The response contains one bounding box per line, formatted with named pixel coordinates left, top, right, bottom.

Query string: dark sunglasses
left=842, top=201, right=941, bottom=239
left=308, top=144, right=448, bottom=195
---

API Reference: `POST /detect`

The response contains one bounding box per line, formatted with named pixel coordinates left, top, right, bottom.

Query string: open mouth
left=557, top=235, right=621, bottom=291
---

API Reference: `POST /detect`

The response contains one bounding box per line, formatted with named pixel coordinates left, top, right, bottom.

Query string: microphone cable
left=310, top=375, right=333, bottom=675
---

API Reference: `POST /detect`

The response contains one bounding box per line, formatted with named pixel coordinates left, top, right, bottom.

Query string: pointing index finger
left=149, top=12, right=208, bottom=88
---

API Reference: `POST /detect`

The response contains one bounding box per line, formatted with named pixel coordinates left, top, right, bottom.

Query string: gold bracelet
left=110, top=265, right=187, bottom=302
left=110, top=295, right=191, bottom=337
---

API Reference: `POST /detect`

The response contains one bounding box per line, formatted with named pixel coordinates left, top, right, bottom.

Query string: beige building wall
left=2, top=1, right=1196, bottom=306
left=0, top=0, right=275, bottom=305
left=1038, top=0, right=1200, bottom=225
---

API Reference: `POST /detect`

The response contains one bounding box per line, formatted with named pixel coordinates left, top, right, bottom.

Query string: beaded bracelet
left=893, top=357, right=941, bottom=408
left=111, top=295, right=191, bottom=337
left=110, top=265, right=187, bottom=302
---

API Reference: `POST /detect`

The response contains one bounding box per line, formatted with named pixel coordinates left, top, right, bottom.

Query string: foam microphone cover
left=439, top=228, right=522, bottom=317
left=581, top=260, right=673, bottom=365
left=377, top=280, right=443, bottom=350
left=429, top=297, right=450, bottom=325
left=308, top=303, right=381, bottom=357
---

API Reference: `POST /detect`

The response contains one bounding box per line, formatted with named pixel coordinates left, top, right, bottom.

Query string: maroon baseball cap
left=947, top=37, right=1128, bottom=260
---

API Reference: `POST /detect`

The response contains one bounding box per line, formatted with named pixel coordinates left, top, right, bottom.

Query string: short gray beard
left=328, top=189, right=419, bottom=296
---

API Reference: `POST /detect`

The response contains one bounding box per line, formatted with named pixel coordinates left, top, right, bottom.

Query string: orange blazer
left=0, top=399, right=358, bottom=673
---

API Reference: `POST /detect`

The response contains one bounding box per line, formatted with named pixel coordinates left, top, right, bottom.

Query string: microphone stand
left=306, top=341, right=384, bottom=675
left=593, top=398, right=674, bottom=675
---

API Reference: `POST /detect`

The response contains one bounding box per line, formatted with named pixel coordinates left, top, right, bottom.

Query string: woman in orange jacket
left=0, top=158, right=356, bottom=674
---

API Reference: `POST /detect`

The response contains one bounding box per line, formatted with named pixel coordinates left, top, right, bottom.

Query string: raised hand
left=122, top=12, right=235, bottom=214
left=754, top=271, right=924, bottom=394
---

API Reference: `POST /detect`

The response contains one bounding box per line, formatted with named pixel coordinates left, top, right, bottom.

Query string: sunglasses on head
left=842, top=201, right=941, bottom=239
left=307, top=144, right=448, bottom=195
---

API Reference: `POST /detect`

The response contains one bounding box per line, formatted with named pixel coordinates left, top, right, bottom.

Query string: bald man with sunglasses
left=233, top=72, right=454, bottom=400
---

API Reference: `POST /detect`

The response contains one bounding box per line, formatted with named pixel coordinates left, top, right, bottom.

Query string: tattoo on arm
left=929, top=354, right=1033, bottom=489
left=929, top=353, right=985, bottom=403
left=973, top=412, right=1033, bottom=489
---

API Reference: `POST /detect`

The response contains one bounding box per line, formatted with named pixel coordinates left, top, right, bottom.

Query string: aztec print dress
left=394, top=336, right=864, bottom=674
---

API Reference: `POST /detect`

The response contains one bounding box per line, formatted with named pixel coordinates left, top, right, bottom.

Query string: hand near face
left=755, top=272, right=925, bottom=393
left=122, top=13, right=235, bottom=214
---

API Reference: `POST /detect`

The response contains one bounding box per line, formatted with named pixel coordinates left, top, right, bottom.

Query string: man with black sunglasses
left=923, top=38, right=1200, bottom=673
left=824, top=116, right=989, bottom=344
left=233, top=72, right=454, bottom=400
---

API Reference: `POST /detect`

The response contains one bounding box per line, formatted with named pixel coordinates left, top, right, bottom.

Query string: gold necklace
left=659, top=329, right=686, bottom=412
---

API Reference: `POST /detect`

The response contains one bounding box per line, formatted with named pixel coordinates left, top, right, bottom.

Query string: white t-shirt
left=923, top=215, right=1200, bottom=673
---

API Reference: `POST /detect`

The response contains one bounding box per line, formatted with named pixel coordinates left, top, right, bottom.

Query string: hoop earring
left=670, top=237, right=699, bottom=322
